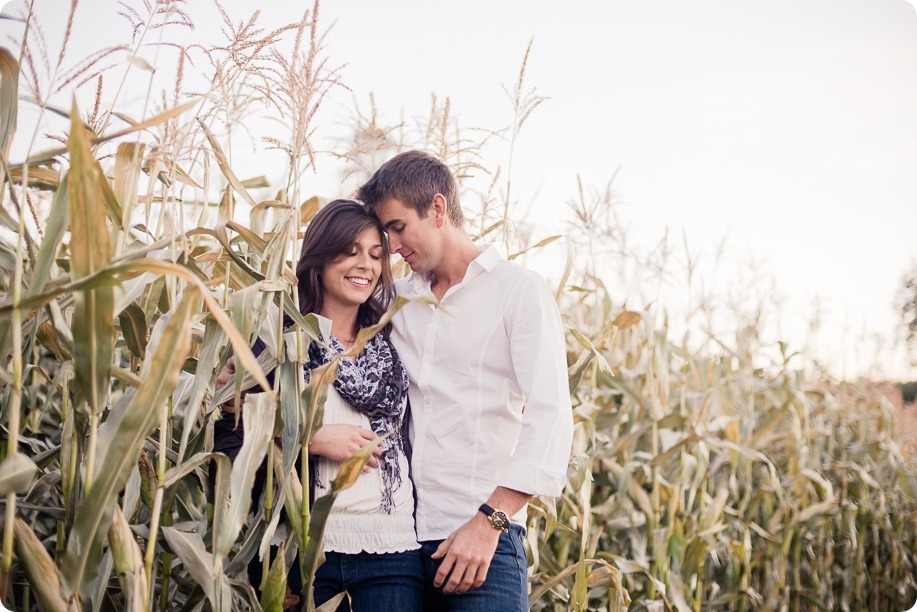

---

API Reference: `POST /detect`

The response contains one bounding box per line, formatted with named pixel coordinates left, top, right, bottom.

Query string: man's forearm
left=432, top=486, right=535, bottom=593
left=484, top=486, right=532, bottom=518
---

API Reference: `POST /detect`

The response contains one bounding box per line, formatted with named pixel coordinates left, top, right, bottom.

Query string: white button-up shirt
left=391, top=245, right=574, bottom=541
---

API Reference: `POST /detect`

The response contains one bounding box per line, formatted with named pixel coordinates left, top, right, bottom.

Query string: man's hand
left=308, top=424, right=384, bottom=473
left=431, top=513, right=502, bottom=594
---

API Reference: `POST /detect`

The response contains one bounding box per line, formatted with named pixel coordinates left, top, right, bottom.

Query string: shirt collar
left=407, top=244, right=503, bottom=293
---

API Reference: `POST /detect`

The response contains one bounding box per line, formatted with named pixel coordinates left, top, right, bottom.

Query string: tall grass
left=0, top=2, right=914, bottom=610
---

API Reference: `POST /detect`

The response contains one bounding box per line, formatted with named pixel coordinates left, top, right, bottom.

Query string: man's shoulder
left=490, top=258, right=549, bottom=292
left=393, top=275, right=414, bottom=296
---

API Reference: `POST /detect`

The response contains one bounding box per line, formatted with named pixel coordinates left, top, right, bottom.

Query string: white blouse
left=313, top=386, right=419, bottom=554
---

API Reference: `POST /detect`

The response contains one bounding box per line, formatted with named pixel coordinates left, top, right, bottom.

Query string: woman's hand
left=216, top=357, right=247, bottom=413
left=216, top=356, right=235, bottom=389
left=308, top=424, right=383, bottom=472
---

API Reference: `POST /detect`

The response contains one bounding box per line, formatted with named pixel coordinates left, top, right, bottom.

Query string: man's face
left=375, top=196, right=442, bottom=273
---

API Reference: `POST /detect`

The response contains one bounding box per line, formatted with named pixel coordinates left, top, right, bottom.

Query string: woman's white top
left=314, top=386, right=419, bottom=554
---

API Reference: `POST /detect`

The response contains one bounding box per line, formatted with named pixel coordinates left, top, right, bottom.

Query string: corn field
left=0, top=2, right=915, bottom=610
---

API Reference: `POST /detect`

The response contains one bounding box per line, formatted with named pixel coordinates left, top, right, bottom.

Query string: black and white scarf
left=306, top=332, right=409, bottom=513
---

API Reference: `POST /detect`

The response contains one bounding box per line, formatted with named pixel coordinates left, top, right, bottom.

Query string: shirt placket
left=412, top=304, right=439, bottom=536
left=418, top=305, right=438, bottom=396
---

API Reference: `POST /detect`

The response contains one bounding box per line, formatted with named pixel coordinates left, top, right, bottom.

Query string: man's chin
left=404, top=255, right=423, bottom=271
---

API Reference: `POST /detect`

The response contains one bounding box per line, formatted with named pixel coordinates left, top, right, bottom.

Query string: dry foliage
left=0, top=3, right=914, bottom=611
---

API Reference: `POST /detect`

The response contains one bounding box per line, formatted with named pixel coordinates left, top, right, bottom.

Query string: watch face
left=491, top=511, right=509, bottom=529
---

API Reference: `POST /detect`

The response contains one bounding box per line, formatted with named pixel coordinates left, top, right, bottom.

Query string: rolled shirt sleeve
left=498, top=270, right=573, bottom=497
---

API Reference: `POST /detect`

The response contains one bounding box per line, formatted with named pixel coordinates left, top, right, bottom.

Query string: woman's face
left=320, top=226, right=384, bottom=313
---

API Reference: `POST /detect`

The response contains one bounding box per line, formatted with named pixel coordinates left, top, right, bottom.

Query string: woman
left=215, top=199, right=421, bottom=611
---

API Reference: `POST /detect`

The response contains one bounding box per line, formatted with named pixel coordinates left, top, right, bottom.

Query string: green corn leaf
left=302, top=360, right=336, bottom=449
left=28, top=176, right=68, bottom=297
left=214, top=392, right=276, bottom=558
left=177, top=319, right=226, bottom=459
left=67, top=99, right=114, bottom=417
left=260, top=542, right=288, bottom=612
left=1, top=257, right=272, bottom=393
left=61, top=288, right=198, bottom=598
left=280, top=358, right=303, bottom=480
left=299, top=436, right=385, bottom=604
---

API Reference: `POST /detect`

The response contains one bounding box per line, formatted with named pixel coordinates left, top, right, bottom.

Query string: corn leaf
left=61, top=288, right=197, bottom=598
left=14, top=519, right=77, bottom=611
left=67, top=100, right=114, bottom=416
left=299, top=436, right=385, bottom=604
left=161, top=527, right=232, bottom=611
left=199, top=119, right=257, bottom=207
left=23, top=97, right=200, bottom=166
left=508, top=234, right=562, bottom=260
left=315, top=593, right=347, bottom=612
left=28, top=176, right=68, bottom=297
left=113, top=142, right=145, bottom=232
left=214, top=392, right=276, bottom=558
left=0, top=453, right=37, bottom=495
left=259, top=542, right=287, bottom=612
left=107, top=504, right=148, bottom=610
left=117, top=301, right=147, bottom=359
left=0, top=46, right=18, bottom=181
left=8, top=164, right=59, bottom=189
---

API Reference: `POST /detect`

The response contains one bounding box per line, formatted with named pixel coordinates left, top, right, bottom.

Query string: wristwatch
left=478, top=503, right=510, bottom=532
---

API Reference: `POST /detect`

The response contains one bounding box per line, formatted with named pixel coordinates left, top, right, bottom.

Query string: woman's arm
left=307, top=424, right=383, bottom=470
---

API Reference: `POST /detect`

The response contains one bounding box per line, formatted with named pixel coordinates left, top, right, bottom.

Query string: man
left=357, top=151, right=574, bottom=610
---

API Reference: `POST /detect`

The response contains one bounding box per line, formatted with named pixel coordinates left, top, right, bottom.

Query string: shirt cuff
left=498, top=460, right=568, bottom=498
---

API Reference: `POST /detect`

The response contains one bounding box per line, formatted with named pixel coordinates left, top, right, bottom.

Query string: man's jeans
left=420, top=523, right=528, bottom=611
left=313, top=549, right=424, bottom=611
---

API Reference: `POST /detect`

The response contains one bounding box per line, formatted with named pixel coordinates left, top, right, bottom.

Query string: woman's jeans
left=313, top=549, right=423, bottom=611
left=419, top=523, right=528, bottom=611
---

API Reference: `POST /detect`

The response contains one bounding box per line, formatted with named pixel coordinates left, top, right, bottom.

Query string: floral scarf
left=306, top=332, right=409, bottom=513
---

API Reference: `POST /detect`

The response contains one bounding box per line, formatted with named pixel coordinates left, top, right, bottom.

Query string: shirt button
left=423, top=363, right=430, bottom=369
left=424, top=398, right=430, bottom=405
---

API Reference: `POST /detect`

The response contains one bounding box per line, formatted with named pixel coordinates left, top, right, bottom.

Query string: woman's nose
left=355, top=251, right=372, bottom=268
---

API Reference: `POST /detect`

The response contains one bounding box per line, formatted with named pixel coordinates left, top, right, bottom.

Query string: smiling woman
left=320, top=227, right=384, bottom=335
left=295, top=200, right=396, bottom=344
left=214, top=200, right=422, bottom=610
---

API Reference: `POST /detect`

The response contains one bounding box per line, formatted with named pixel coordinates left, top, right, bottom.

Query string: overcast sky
left=3, top=0, right=916, bottom=379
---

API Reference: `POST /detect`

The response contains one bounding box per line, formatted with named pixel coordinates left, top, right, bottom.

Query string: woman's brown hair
left=295, top=199, right=395, bottom=335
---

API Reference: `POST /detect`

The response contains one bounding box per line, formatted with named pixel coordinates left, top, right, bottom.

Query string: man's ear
left=431, top=194, right=448, bottom=228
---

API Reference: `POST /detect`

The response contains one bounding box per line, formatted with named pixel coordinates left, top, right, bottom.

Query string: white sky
left=3, top=0, right=916, bottom=379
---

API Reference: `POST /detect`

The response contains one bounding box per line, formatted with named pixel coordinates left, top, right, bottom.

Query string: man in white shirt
left=357, top=151, right=573, bottom=610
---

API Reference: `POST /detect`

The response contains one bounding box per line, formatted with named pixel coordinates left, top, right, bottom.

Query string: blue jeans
left=419, top=523, right=528, bottom=611
left=313, top=549, right=423, bottom=611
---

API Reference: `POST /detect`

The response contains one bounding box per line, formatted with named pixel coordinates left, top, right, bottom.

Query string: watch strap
left=478, top=503, right=509, bottom=531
